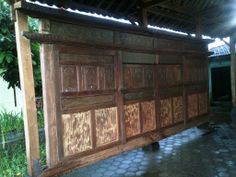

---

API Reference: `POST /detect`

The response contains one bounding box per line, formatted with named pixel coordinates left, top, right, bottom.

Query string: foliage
left=0, top=109, right=44, bottom=134
left=0, top=0, right=42, bottom=96
left=0, top=109, right=23, bottom=134
left=0, top=141, right=46, bottom=177
left=0, top=143, right=27, bottom=177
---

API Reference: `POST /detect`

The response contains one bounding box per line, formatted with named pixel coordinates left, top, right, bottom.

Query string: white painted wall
left=0, top=77, right=23, bottom=113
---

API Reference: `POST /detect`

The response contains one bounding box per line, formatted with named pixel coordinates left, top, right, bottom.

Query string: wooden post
left=39, top=19, right=61, bottom=166
left=141, top=8, right=148, bottom=28
left=195, top=16, right=202, bottom=39
left=230, top=36, right=236, bottom=106
left=14, top=10, right=41, bottom=176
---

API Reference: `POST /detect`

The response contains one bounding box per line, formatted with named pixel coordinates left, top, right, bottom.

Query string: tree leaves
left=0, top=0, right=42, bottom=96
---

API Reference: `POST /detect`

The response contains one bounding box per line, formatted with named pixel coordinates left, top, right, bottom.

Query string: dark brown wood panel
left=198, top=92, right=208, bottom=115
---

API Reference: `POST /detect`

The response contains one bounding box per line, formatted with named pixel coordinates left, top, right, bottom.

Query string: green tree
left=0, top=0, right=41, bottom=96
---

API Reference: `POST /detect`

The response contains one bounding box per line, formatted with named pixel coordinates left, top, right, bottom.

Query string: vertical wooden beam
left=39, top=19, right=61, bottom=166
left=141, top=8, right=148, bottom=28
left=195, top=16, right=202, bottom=39
left=14, top=10, right=41, bottom=176
left=230, top=36, right=236, bottom=106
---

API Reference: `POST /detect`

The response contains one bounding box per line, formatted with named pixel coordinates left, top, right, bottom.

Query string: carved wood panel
left=145, top=66, right=154, bottom=87
left=173, top=96, right=184, bottom=123
left=61, top=66, right=78, bottom=92
left=184, top=59, right=207, bottom=83
left=141, top=100, right=156, bottom=133
left=158, top=65, right=182, bottom=87
left=198, top=92, right=208, bottom=115
left=160, top=98, right=173, bottom=127
left=124, top=103, right=141, bottom=138
left=124, top=65, right=154, bottom=89
left=95, top=107, right=119, bottom=147
left=188, top=94, right=198, bottom=119
left=81, top=66, right=98, bottom=91
left=62, top=111, right=92, bottom=156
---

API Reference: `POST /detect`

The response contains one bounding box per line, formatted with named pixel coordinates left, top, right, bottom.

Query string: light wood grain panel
left=141, top=100, right=156, bottom=132
left=124, top=103, right=141, bottom=138
left=160, top=98, right=172, bottom=127
left=62, top=111, right=92, bottom=156
left=95, top=107, right=119, bottom=147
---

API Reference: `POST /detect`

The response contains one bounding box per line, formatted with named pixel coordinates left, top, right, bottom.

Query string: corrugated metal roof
left=14, top=0, right=236, bottom=38
left=209, top=44, right=231, bottom=57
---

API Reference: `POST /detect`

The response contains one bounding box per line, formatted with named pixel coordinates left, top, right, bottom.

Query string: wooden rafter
left=143, top=0, right=170, bottom=8
left=148, top=8, right=194, bottom=24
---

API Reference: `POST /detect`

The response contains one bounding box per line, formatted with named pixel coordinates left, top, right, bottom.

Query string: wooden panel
left=160, top=98, right=173, bottom=127
left=141, top=100, right=156, bottom=133
left=124, top=103, right=141, bottom=138
left=145, top=66, right=154, bottom=87
left=95, top=107, right=119, bottom=147
left=99, top=66, right=115, bottom=90
left=198, top=92, right=208, bottom=115
left=61, top=95, right=114, bottom=111
left=124, top=91, right=154, bottom=101
left=154, top=38, right=183, bottom=50
left=81, top=66, right=98, bottom=91
left=62, top=111, right=92, bottom=156
left=61, top=66, right=78, bottom=92
left=51, top=21, right=113, bottom=45
left=119, top=33, right=153, bottom=49
left=122, top=52, right=156, bottom=64
left=60, top=53, right=114, bottom=64
left=123, top=64, right=153, bottom=89
left=188, top=94, right=198, bottom=119
left=158, top=65, right=182, bottom=87
left=173, top=96, right=183, bottom=123
left=184, top=59, right=207, bottom=84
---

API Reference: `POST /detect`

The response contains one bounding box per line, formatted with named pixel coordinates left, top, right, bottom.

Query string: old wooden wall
left=39, top=21, right=209, bottom=176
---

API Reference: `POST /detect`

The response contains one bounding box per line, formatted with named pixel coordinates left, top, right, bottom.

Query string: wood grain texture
left=124, top=103, right=141, bottom=138
left=95, top=107, right=119, bottom=147
left=173, top=96, right=184, bottom=123
left=198, top=92, right=208, bottom=115
left=62, top=111, right=92, bottom=156
left=61, top=66, right=78, bottom=92
left=141, top=100, right=156, bottom=133
left=15, top=11, right=40, bottom=176
left=188, top=94, right=199, bottom=119
left=160, top=98, right=173, bottom=127
left=158, top=65, right=182, bottom=87
left=81, top=66, right=98, bottom=91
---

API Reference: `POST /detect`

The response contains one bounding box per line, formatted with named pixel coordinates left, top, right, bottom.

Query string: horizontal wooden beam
left=144, top=0, right=170, bottom=8
left=22, top=32, right=210, bottom=56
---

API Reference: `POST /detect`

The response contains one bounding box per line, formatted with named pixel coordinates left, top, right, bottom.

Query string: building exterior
left=0, top=73, right=23, bottom=113
left=209, top=44, right=231, bottom=103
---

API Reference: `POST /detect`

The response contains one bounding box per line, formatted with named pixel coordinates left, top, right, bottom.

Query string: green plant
left=0, top=0, right=42, bottom=96
left=0, top=141, right=46, bottom=177
left=0, top=109, right=24, bottom=134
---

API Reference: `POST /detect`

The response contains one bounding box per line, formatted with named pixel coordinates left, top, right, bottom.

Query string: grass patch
left=0, top=109, right=46, bottom=176
left=0, top=141, right=46, bottom=177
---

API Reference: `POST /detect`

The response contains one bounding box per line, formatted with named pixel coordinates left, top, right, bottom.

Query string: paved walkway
left=62, top=103, right=236, bottom=177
